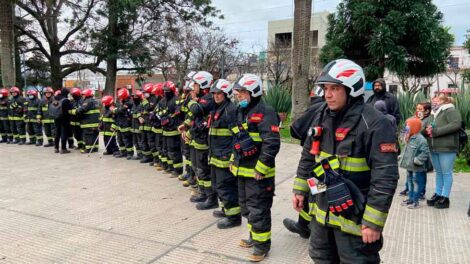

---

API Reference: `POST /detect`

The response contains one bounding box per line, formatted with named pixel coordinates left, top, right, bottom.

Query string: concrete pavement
left=0, top=140, right=469, bottom=263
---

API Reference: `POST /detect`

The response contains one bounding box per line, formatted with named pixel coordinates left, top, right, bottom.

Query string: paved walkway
left=0, top=140, right=469, bottom=263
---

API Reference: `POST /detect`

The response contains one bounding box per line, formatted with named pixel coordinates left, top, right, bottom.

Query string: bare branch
left=59, top=0, right=96, bottom=47
left=14, top=25, right=51, bottom=61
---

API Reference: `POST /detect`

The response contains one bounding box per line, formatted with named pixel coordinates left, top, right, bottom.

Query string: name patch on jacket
left=249, top=113, right=264, bottom=123
left=335, top=128, right=350, bottom=141
left=271, top=125, right=280, bottom=133
left=380, top=143, right=397, bottom=153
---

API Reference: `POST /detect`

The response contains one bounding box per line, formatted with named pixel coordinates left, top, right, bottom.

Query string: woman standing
left=426, top=95, right=461, bottom=209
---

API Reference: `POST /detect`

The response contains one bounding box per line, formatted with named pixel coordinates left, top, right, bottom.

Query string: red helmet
left=132, top=90, right=144, bottom=100
left=81, top=88, right=94, bottom=98
left=117, top=88, right=130, bottom=101
left=0, top=88, right=8, bottom=97
left=143, top=83, right=154, bottom=94
left=27, top=90, right=38, bottom=96
left=43, top=87, right=54, bottom=94
left=10, top=86, right=20, bottom=94
left=163, top=81, right=176, bottom=94
left=54, top=90, right=61, bottom=97
left=101, top=95, right=114, bottom=106
left=70, top=87, right=81, bottom=97
left=152, top=83, right=164, bottom=97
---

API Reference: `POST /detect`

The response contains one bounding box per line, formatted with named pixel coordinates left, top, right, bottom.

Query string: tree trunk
left=104, top=0, right=118, bottom=96
left=50, top=50, right=62, bottom=89
left=0, top=0, right=16, bottom=87
left=291, top=0, right=312, bottom=121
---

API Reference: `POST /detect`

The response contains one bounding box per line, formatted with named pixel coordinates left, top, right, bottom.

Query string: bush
left=263, top=85, right=292, bottom=113
left=397, top=91, right=426, bottom=127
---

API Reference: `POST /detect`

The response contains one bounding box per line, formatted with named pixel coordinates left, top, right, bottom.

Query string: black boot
left=434, top=197, right=450, bottom=209
left=213, top=209, right=226, bottom=218
left=140, top=156, right=152, bottom=163
left=196, top=195, right=218, bottom=210
left=217, top=217, right=241, bottom=229
left=43, top=142, right=54, bottom=147
left=283, top=218, right=310, bottom=239
left=35, top=141, right=43, bottom=146
left=190, top=193, right=207, bottom=203
left=132, top=153, right=142, bottom=160
left=18, top=140, right=25, bottom=145
left=25, top=141, right=35, bottom=145
left=426, top=193, right=441, bottom=207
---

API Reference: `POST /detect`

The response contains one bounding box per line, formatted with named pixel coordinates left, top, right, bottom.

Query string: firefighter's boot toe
left=217, top=217, right=241, bottom=229
left=282, top=218, right=310, bottom=239
left=213, top=209, right=226, bottom=218
left=190, top=194, right=207, bottom=203
left=239, top=238, right=253, bottom=248
left=248, top=249, right=268, bottom=262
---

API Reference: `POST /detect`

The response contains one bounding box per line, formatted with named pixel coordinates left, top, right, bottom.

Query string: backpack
left=458, top=121, right=468, bottom=153
left=48, top=98, right=65, bottom=119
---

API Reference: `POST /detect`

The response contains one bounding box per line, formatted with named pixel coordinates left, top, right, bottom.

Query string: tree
left=266, top=40, right=292, bottom=88
left=15, top=0, right=103, bottom=89
left=291, top=0, right=312, bottom=121
left=320, top=0, right=454, bottom=83
left=0, top=0, right=16, bottom=87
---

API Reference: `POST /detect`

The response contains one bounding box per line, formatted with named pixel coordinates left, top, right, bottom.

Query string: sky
left=211, top=0, right=470, bottom=52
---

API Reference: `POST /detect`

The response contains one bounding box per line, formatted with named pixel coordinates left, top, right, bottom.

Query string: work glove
left=161, top=116, right=169, bottom=126
left=321, top=159, right=354, bottom=215
left=234, top=130, right=258, bottom=158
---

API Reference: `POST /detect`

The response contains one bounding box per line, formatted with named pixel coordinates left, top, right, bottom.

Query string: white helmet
left=192, top=71, right=213, bottom=89
left=316, top=59, right=365, bottom=98
left=233, top=74, right=263, bottom=98
left=184, top=71, right=196, bottom=91
left=210, top=79, right=233, bottom=97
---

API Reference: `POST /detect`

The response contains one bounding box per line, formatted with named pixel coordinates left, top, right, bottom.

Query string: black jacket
left=366, top=78, right=401, bottom=124
left=25, top=96, right=41, bottom=122
left=9, top=95, right=26, bottom=118
left=113, top=99, right=133, bottom=130
left=73, top=97, right=100, bottom=129
left=184, top=93, right=214, bottom=149
left=208, top=99, right=237, bottom=168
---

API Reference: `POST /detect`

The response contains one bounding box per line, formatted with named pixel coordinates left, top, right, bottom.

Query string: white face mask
left=28, top=95, right=35, bottom=99
left=68, top=94, right=73, bottom=100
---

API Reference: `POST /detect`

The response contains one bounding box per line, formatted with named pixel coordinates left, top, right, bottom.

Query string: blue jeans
left=431, top=152, right=457, bottom=198
left=404, top=173, right=427, bottom=196
left=407, top=171, right=426, bottom=203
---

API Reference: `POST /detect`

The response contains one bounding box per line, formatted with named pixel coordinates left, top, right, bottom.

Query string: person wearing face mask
left=151, top=83, right=164, bottom=168
left=179, top=71, right=215, bottom=203
left=68, top=88, right=84, bottom=150
left=70, top=88, right=100, bottom=154
left=24, top=90, right=43, bottom=146
left=8, top=87, right=27, bottom=145
left=37, top=87, right=56, bottom=147
left=113, top=88, right=134, bottom=159
left=366, top=78, right=401, bottom=125
left=130, top=90, right=145, bottom=160
left=138, top=83, right=155, bottom=164
left=159, top=81, right=184, bottom=177
left=231, top=74, right=281, bottom=262
left=0, top=88, right=12, bottom=143
left=425, top=94, right=461, bottom=209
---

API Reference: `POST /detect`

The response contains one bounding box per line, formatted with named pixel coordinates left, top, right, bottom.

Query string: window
left=389, top=85, right=398, bottom=94
left=310, top=30, right=318, bottom=47
left=275, top=32, right=292, bottom=48
left=447, top=56, right=459, bottom=68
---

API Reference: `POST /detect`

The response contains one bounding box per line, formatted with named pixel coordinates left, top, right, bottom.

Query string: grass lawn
left=454, top=157, right=470, bottom=172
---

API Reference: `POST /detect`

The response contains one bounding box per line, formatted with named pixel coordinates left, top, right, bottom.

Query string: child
left=399, top=117, right=430, bottom=209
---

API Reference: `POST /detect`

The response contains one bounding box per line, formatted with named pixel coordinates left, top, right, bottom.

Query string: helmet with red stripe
left=316, top=59, right=365, bottom=98
left=70, top=87, right=81, bottom=97
left=233, top=74, right=263, bottom=98
left=101, top=95, right=114, bottom=106
left=117, top=88, right=130, bottom=101
left=210, top=79, right=233, bottom=98
left=81, top=88, right=94, bottom=98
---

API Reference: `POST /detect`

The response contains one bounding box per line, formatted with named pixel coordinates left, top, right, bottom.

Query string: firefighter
left=179, top=71, right=214, bottom=203
left=292, top=59, right=399, bottom=263
left=131, top=90, right=144, bottom=160
left=0, top=88, right=12, bottom=143
left=159, top=81, right=183, bottom=177
left=139, top=83, right=155, bottom=163
left=113, top=88, right=134, bottom=159
left=230, top=74, right=280, bottom=262
left=151, top=83, right=164, bottom=168
left=37, top=87, right=56, bottom=147
left=24, top=90, right=43, bottom=146
left=179, top=71, right=196, bottom=186
left=100, top=95, right=119, bottom=155
left=69, top=88, right=84, bottom=150
left=8, top=87, right=26, bottom=145
left=71, top=88, right=100, bottom=153
left=207, top=79, right=241, bottom=228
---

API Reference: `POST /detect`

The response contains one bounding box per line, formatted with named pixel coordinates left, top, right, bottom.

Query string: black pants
left=71, top=124, right=84, bottom=149
left=195, top=148, right=212, bottom=196
left=83, top=128, right=99, bottom=152
left=54, top=118, right=69, bottom=150
left=10, top=119, right=26, bottom=142
left=154, top=131, right=163, bottom=165
left=140, top=130, right=153, bottom=159
left=43, top=122, right=55, bottom=143
left=117, top=130, right=133, bottom=157
left=132, top=131, right=142, bottom=156
left=182, top=140, right=193, bottom=176
left=0, top=118, right=11, bottom=142
left=298, top=198, right=311, bottom=229
left=148, top=130, right=156, bottom=161
left=309, top=220, right=382, bottom=264
left=26, top=121, right=43, bottom=143
left=238, top=177, right=275, bottom=253
left=103, top=133, right=118, bottom=154
left=166, top=134, right=183, bottom=174
left=213, top=165, right=240, bottom=219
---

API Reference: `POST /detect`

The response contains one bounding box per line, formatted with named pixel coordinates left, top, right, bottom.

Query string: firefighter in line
left=8, top=87, right=26, bottom=145
left=69, top=88, right=84, bottom=150
left=151, top=83, right=164, bottom=168
left=0, top=88, right=12, bottom=143
left=179, top=71, right=215, bottom=203
left=131, top=90, right=145, bottom=160
left=230, top=74, right=281, bottom=262
left=37, top=87, right=56, bottom=147
left=113, top=88, right=134, bottom=159
left=292, top=59, right=398, bottom=263
left=207, top=79, right=241, bottom=228
left=100, top=95, right=119, bottom=155
left=25, top=90, right=43, bottom=146
left=70, top=88, right=100, bottom=153
left=160, top=81, right=184, bottom=176
left=179, top=71, right=196, bottom=187
left=140, top=83, right=157, bottom=164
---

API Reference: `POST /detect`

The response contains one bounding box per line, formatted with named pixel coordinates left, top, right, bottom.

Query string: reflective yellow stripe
left=163, top=130, right=180, bottom=136
left=230, top=126, right=240, bottom=134
left=209, top=128, right=232, bottom=136
left=197, top=179, right=212, bottom=188
left=254, top=160, right=272, bottom=175
left=119, top=127, right=131, bottom=132
left=27, top=107, right=38, bottom=111
left=184, top=159, right=191, bottom=165
left=251, top=230, right=271, bottom=242
left=70, top=121, right=80, bottom=126
left=81, top=123, right=99, bottom=128
left=313, top=158, right=340, bottom=177
left=102, top=117, right=113, bottom=122
left=293, top=178, right=310, bottom=193
left=209, top=157, right=231, bottom=168
left=152, top=127, right=163, bottom=133
left=299, top=209, right=312, bottom=222
left=362, top=205, right=388, bottom=228
left=249, top=132, right=262, bottom=142
left=309, top=202, right=362, bottom=236
left=190, top=141, right=208, bottom=150
left=42, top=119, right=54, bottom=124
left=100, top=131, right=114, bottom=136
left=231, top=165, right=275, bottom=178
left=85, top=109, right=100, bottom=114
left=225, top=206, right=241, bottom=216
left=173, top=162, right=183, bottom=168
left=69, top=109, right=77, bottom=115
left=10, top=117, right=24, bottom=121
left=339, top=157, right=370, bottom=172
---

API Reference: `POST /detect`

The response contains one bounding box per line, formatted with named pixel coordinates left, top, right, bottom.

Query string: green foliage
left=320, top=0, right=454, bottom=80
left=397, top=91, right=426, bottom=126
left=453, top=90, right=470, bottom=127
left=457, top=142, right=470, bottom=170
left=263, top=85, right=292, bottom=113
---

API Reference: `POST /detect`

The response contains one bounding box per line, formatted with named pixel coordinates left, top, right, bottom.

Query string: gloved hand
left=234, top=130, right=258, bottom=157
left=161, top=117, right=169, bottom=126
left=321, top=159, right=354, bottom=214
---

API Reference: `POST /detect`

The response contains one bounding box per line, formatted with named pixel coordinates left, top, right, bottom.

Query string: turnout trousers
left=212, top=165, right=240, bottom=220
